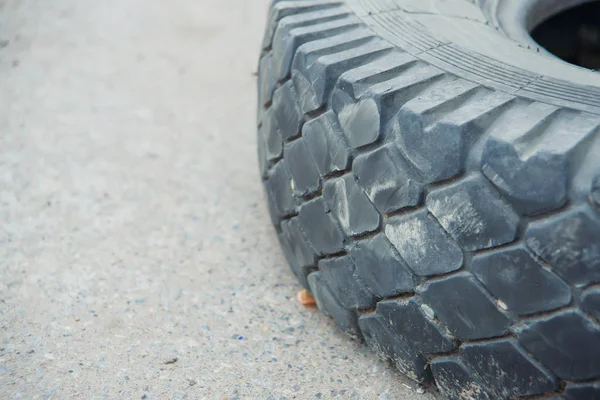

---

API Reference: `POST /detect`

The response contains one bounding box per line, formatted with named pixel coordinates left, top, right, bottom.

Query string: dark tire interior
left=531, top=1, right=600, bottom=70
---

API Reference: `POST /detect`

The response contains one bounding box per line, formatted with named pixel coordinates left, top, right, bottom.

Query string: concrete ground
left=0, top=0, right=434, bottom=398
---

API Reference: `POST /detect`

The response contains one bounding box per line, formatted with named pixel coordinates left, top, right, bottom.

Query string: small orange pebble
left=297, top=289, right=316, bottom=307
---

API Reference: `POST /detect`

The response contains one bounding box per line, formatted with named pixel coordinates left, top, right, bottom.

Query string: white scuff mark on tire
left=429, top=194, right=486, bottom=237
left=333, top=178, right=351, bottom=233
left=385, top=217, right=427, bottom=259
left=496, top=299, right=508, bottom=310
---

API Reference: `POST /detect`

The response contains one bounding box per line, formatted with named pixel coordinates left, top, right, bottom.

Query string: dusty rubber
left=257, top=1, right=600, bottom=398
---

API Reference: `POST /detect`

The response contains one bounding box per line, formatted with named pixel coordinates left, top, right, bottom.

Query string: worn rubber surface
left=257, top=0, right=600, bottom=398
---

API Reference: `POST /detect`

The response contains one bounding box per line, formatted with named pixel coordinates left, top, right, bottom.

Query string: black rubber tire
left=256, top=1, right=600, bottom=399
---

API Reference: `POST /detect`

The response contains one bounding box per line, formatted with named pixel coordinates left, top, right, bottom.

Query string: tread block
left=337, top=97, right=381, bottom=148
left=385, top=209, right=463, bottom=276
left=592, top=173, right=600, bottom=208
left=397, top=79, right=480, bottom=125
left=460, top=339, right=558, bottom=398
left=430, top=357, right=494, bottom=400
left=353, top=144, right=423, bottom=213
left=259, top=53, right=276, bottom=106
left=297, top=197, right=344, bottom=255
left=582, top=287, right=600, bottom=320
left=333, top=51, right=417, bottom=100
left=517, top=310, right=600, bottom=381
left=401, top=91, right=515, bottom=182
left=482, top=105, right=600, bottom=215
left=266, top=161, right=297, bottom=218
left=257, top=126, right=268, bottom=179
left=323, top=174, right=380, bottom=236
left=319, top=255, right=376, bottom=310
left=364, top=63, right=446, bottom=105
left=393, top=79, right=482, bottom=182
left=308, top=271, right=362, bottom=338
left=262, top=0, right=344, bottom=50
left=279, top=218, right=318, bottom=289
left=292, top=36, right=393, bottom=113
left=339, top=65, right=449, bottom=150
left=564, top=382, right=600, bottom=400
left=265, top=186, right=280, bottom=227
left=348, top=234, right=418, bottom=297
left=289, top=24, right=373, bottom=70
left=426, top=175, right=519, bottom=251
left=273, top=81, right=304, bottom=141
left=331, top=53, right=431, bottom=149
left=284, top=139, right=320, bottom=195
left=420, top=272, right=511, bottom=340
left=272, top=15, right=362, bottom=82
left=376, top=298, right=456, bottom=354
left=262, top=108, right=283, bottom=162
left=526, top=207, right=600, bottom=287
left=302, top=110, right=351, bottom=176
left=358, top=313, right=431, bottom=382
left=471, top=246, right=572, bottom=316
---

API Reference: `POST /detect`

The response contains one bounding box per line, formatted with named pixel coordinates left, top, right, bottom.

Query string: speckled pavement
left=0, top=0, right=434, bottom=398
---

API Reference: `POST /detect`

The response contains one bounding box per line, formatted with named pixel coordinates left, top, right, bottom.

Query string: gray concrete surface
left=0, top=0, right=434, bottom=398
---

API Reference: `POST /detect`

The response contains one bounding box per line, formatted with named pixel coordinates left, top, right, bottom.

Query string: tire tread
left=258, top=1, right=600, bottom=398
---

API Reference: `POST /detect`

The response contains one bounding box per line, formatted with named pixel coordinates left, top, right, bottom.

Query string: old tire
left=256, top=1, right=600, bottom=399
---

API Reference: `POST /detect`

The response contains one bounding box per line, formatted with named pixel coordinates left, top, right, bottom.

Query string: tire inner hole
left=531, top=1, right=600, bottom=71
